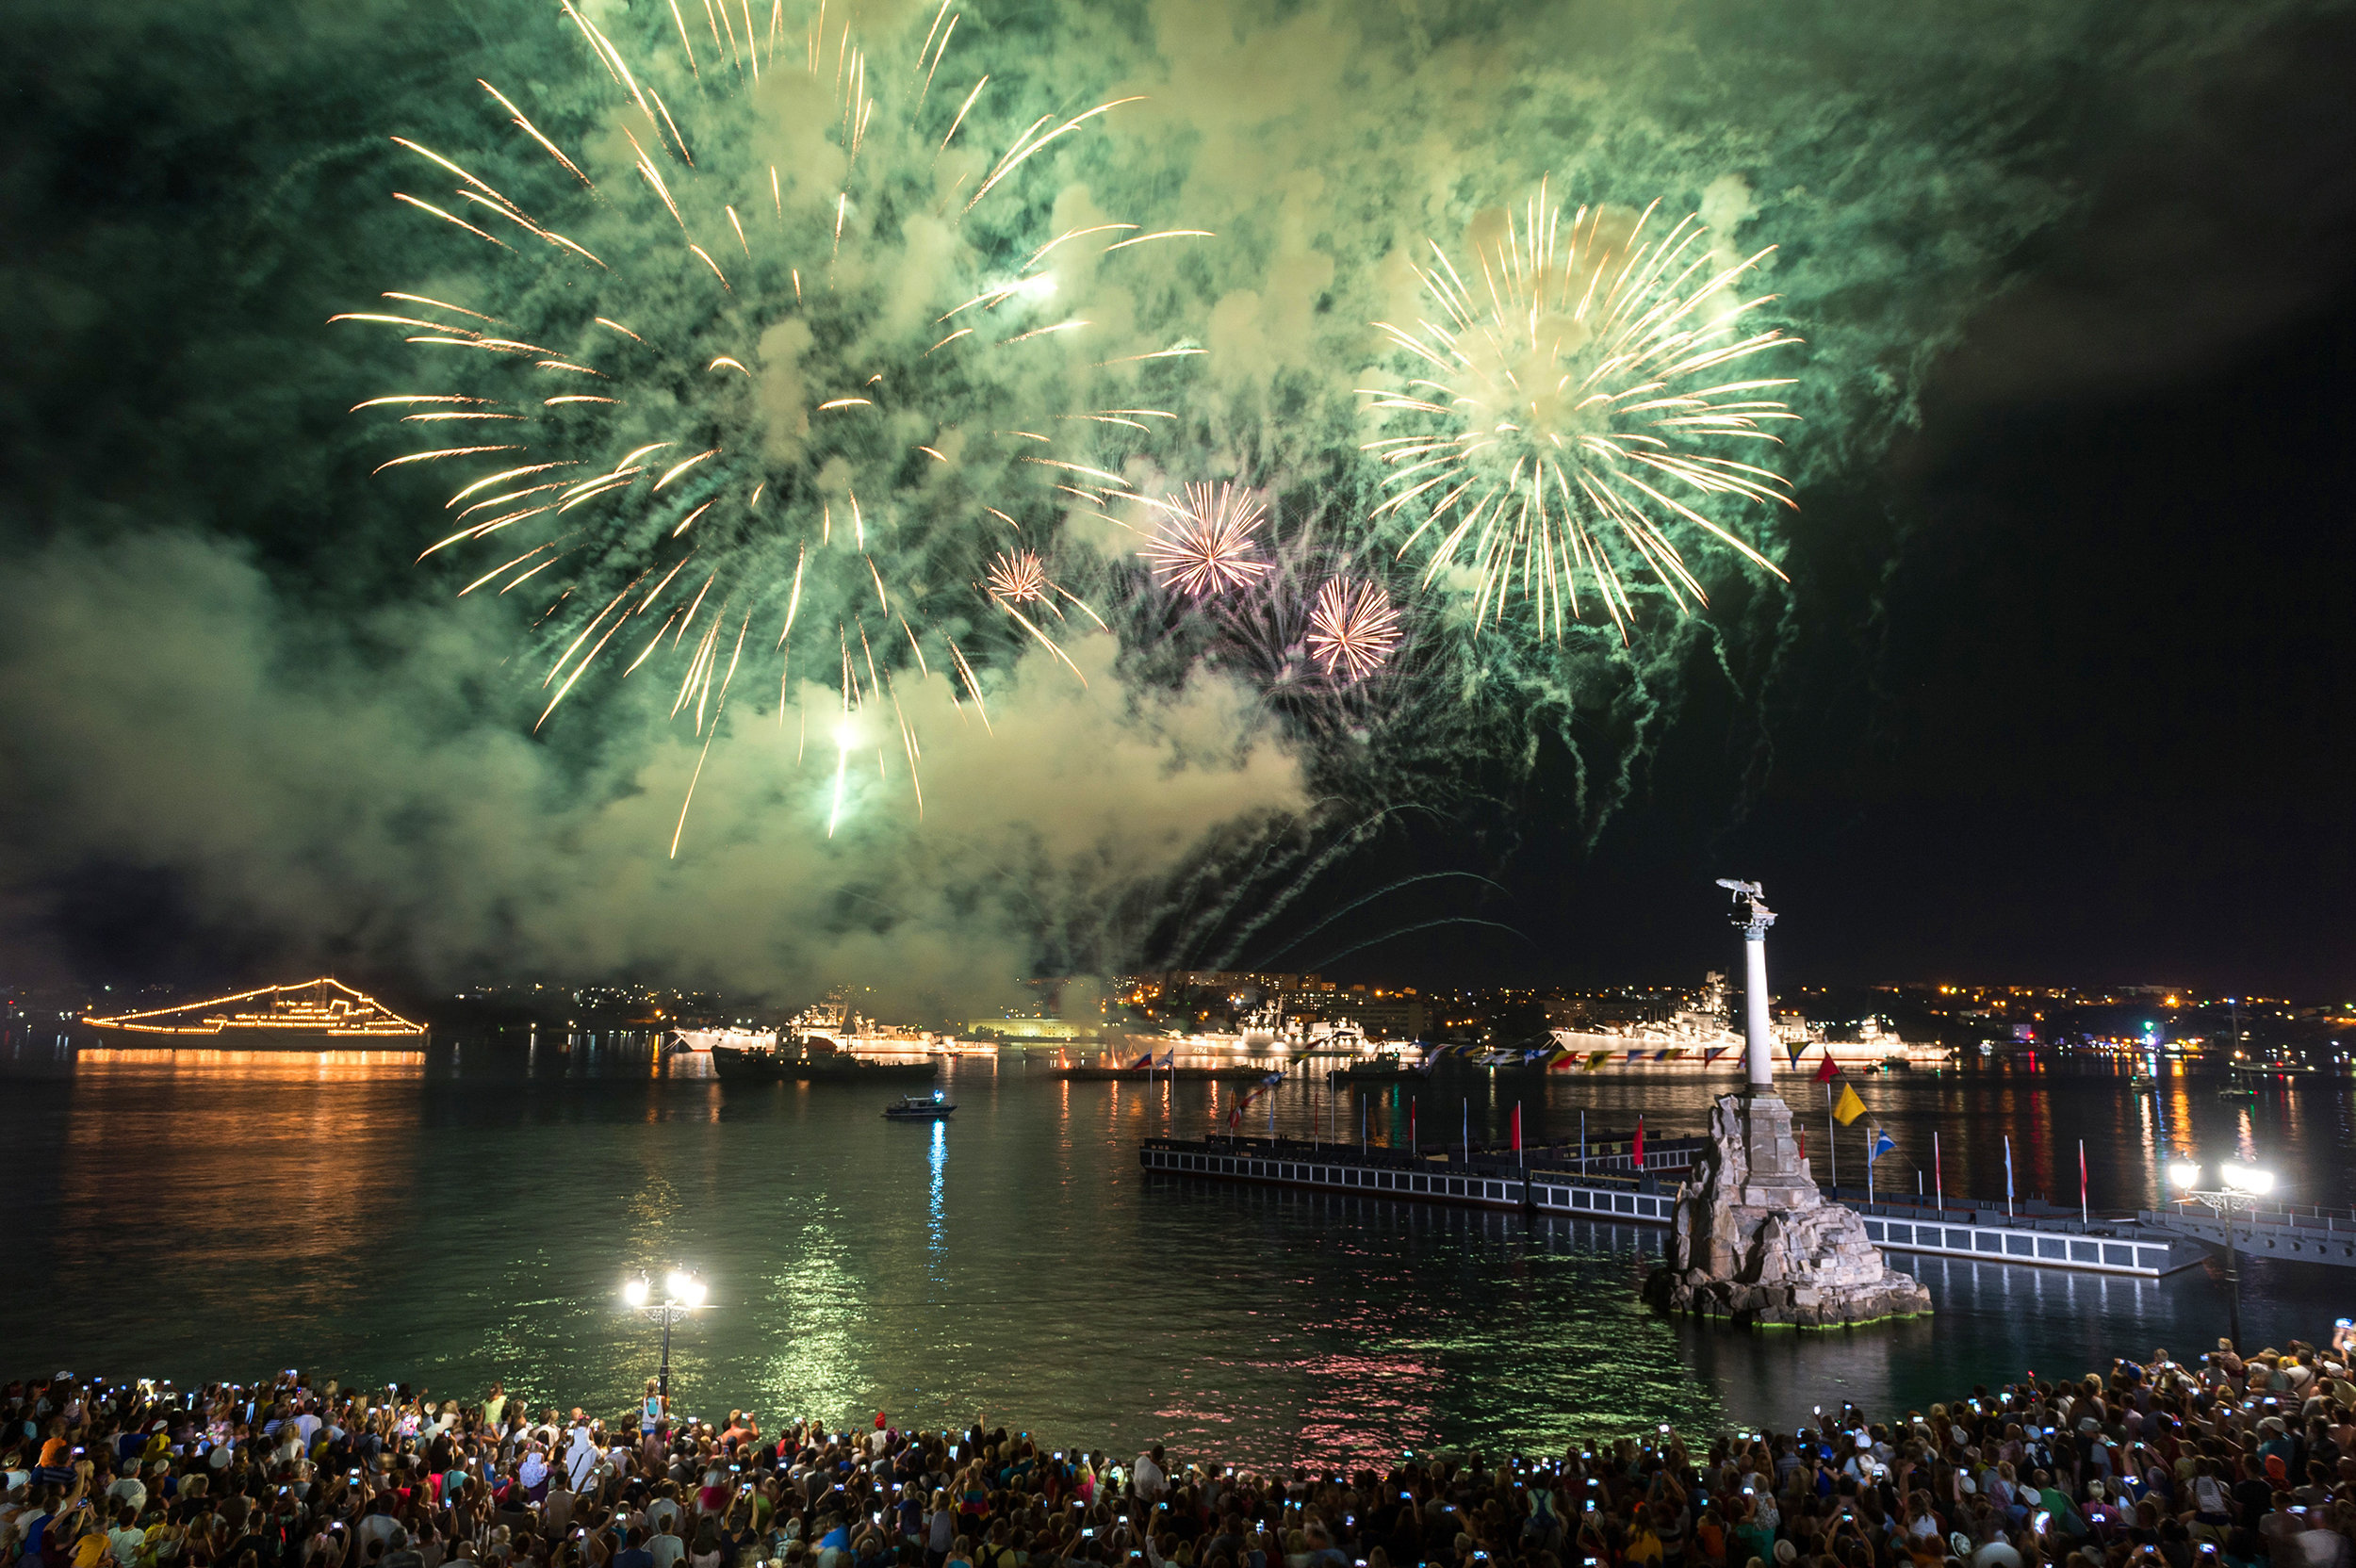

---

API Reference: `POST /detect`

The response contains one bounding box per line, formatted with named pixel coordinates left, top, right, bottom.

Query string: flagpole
left=1360, top=1095, right=1366, bottom=1153
left=1934, top=1129, right=1943, bottom=1214
left=1579, top=1110, right=1587, bottom=1174
left=1827, top=1082, right=1838, bottom=1191
left=2004, top=1133, right=2015, bottom=1218
left=1866, top=1125, right=1875, bottom=1204
left=1515, top=1100, right=1524, bottom=1168
left=1463, top=1097, right=1469, bottom=1166
left=2079, top=1138, right=2088, bottom=1225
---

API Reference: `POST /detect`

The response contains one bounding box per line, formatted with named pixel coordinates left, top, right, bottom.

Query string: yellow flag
left=1832, top=1083, right=1867, bottom=1126
left=1582, top=1050, right=1612, bottom=1072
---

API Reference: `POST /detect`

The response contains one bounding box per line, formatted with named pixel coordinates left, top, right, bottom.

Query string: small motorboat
left=883, top=1089, right=957, bottom=1120
left=1327, top=1053, right=1432, bottom=1083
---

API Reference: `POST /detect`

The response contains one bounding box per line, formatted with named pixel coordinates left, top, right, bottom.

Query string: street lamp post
left=622, top=1268, right=708, bottom=1432
left=2168, top=1161, right=2275, bottom=1353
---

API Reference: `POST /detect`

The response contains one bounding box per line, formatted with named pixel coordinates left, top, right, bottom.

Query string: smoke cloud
left=0, top=531, right=1301, bottom=1006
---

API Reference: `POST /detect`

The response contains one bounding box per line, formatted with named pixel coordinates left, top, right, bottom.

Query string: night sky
left=5, top=0, right=2353, bottom=1005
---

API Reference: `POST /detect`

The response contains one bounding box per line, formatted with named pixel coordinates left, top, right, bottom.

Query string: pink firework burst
left=1304, top=577, right=1400, bottom=682
left=1141, top=482, right=1272, bottom=597
left=985, top=549, right=1049, bottom=603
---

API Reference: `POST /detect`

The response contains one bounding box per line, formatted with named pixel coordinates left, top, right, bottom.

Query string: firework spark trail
left=1241, top=870, right=1511, bottom=970
left=1303, top=916, right=1532, bottom=974
left=1361, top=184, right=1799, bottom=644
left=1304, top=577, right=1401, bottom=682
left=340, top=0, right=1202, bottom=841
left=1193, top=803, right=1433, bottom=971
left=1139, top=482, right=1272, bottom=597
left=1150, top=824, right=1314, bottom=971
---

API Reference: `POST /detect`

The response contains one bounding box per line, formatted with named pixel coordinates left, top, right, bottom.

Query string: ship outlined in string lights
left=85, top=978, right=427, bottom=1048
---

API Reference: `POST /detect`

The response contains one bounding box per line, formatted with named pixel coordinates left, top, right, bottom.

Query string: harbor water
left=5, top=1037, right=2352, bottom=1462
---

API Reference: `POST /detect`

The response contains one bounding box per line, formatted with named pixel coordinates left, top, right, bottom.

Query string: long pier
left=2136, top=1200, right=2356, bottom=1270
left=1138, top=1134, right=2208, bottom=1279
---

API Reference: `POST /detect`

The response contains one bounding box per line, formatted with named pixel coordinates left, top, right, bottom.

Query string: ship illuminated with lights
left=85, top=978, right=427, bottom=1048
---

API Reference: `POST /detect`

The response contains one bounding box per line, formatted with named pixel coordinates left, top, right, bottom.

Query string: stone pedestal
left=1645, top=1091, right=1933, bottom=1329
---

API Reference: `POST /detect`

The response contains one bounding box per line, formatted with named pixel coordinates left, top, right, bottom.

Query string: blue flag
left=2004, top=1135, right=2015, bottom=1200
left=1870, top=1129, right=1895, bottom=1164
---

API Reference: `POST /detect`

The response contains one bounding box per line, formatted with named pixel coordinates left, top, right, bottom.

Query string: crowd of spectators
left=8, top=1329, right=2355, bottom=1568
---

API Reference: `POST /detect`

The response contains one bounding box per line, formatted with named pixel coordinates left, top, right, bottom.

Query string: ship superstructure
left=1546, top=972, right=1947, bottom=1070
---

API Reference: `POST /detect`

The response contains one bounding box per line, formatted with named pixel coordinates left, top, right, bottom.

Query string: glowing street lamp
left=2170, top=1162, right=2276, bottom=1352
left=622, top=1267, right=708, bottom=1430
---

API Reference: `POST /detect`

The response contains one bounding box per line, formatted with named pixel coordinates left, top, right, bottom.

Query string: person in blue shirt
left=614, top=1525, right=657, bottom=1568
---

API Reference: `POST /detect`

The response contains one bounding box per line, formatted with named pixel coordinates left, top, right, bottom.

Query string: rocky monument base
left=1645, top=1091, right=1933, bottom=1330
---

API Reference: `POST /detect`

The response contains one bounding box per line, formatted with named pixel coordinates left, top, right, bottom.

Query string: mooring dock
left=1138, top=1134, right=2211, bottom=1279
left=2135, top=1200, right=2356, bottom=1270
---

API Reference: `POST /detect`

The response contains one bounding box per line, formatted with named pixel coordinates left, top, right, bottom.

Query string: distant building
left=1155, top=970, right=1320, bottom=996
left=965, top=1017, right=1088, bottom=1040
left=1277, top=988, right=1427, bottom=1040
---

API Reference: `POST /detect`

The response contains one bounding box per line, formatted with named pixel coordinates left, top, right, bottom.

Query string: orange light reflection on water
left=74, top=1047, right=427, bottom=1075
left=55, top=1049, right=428, bottom=1333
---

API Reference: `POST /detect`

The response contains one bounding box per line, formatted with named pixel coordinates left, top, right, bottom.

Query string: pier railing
left=1139, top=1134, right=2202, bottom=1277
left=2150, top=1198, right=2356, bottom=1232
left=2135, top=1200, right=2356, bottom=1267
left=1146, top=1133, right=1707, bottom=1188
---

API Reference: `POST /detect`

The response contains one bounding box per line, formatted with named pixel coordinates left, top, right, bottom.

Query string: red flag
left=1814, top=1054, right=1839, bottom=1085
left=1510, top=1102, right=1522, bottom=1152
left=1633, top=1115, right=1645, bottom=1170
left=1409, top=1099, right=1417, bottom=1148
left=1797, top=1127, right=1808, bottom=1161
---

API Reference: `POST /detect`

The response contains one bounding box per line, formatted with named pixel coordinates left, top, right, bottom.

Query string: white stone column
left=1744, top=926, right=1774, bottom=1089
left=1717, top=880, right=1777, bottom=1091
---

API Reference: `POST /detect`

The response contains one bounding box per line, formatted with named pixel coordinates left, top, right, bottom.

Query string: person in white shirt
left=926, top=1493, right=956, bottom=1560
left=1971, top=1539, right=2024, bottom=1568
left=1132, top=1447, right=1168, bottom=1504
left=2295, top=1522, right=2350, bottom=1568
left=358, top=1511, right=406, bottom=1554
left=106, top=1503, right=146, bottom=1566
left=564, top=1427, right=598, bottom=1492
left=650, top=1523, right=688, bottom=1568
